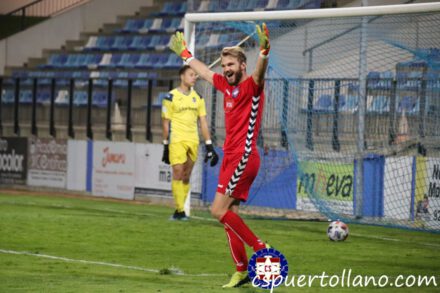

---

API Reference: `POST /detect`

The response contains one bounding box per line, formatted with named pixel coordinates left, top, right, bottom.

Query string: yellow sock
left=171, top=180, right=185, bottom=212
left=182, top=182, right=190, bottom=204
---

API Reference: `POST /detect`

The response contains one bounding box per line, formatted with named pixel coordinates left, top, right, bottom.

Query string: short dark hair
left=179, top=65, right=192, bottom=76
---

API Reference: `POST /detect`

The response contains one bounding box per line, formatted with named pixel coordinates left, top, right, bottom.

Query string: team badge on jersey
left=232, top=87, right=240, bottom=98
left=192, top=97, right=196, bottom=103
left=248, top=248, right=288, bottom=289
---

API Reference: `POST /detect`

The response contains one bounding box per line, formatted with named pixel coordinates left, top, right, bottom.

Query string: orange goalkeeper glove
left=170, top=31, right=193, bottom=62
left=256, top=22, right=270, bottom=57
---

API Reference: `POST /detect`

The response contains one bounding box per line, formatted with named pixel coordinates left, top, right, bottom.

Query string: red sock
left=225, top=226, right=248, bottom=272
left=220, top=210, right=265, bottom=252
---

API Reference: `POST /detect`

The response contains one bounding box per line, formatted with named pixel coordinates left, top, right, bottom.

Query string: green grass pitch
left=0, top=191, right=439, bottom=292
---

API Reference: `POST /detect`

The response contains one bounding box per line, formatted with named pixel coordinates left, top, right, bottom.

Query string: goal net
left=187, top=3, right=440, bottom=232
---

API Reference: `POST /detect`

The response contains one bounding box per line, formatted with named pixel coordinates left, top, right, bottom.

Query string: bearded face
left=221, top=56, right=246, bottom=86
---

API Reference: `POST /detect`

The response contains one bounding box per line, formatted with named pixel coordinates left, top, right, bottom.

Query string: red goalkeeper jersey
left=213, top=73, right=265, bottom=155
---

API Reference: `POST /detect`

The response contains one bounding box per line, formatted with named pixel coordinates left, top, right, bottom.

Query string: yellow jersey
left=161, top=88, right=207, bottom=143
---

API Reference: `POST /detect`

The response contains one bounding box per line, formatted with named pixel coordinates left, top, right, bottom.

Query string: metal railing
left=0, top=76, right=439, bottom=152
left=0, top=0, right=88, bottom=39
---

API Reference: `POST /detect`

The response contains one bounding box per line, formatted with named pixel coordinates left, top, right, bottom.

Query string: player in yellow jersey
left=161, top=65, right=219, bottom=220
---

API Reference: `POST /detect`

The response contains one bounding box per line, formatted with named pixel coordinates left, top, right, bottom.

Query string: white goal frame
left=182, top=2, right=440, bottom=218
left=184, top=2, right=440, bottom=48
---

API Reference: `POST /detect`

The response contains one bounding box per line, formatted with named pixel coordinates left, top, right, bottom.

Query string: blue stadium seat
left=163, top=54, right=183, bottom=69
left=1, top=90, right=15, bottom=104
left=314, top=94, right=333, bottom=112
left=129, top=36, right=152, bottom=50
left=227, top=0, right=249, bottom=11
left=157, top=2, right=182, bottom=16
left=398, top=96, right=419, bottom=113
left=155, top=92, right=169, bottom=106
left=19, top=90, right=33, bottom=104
left=73, top=91, right=88, bottom=106
left=42, top=54, right=68, bottom=69
left=138, top=19, right=155, bottom=33
left=208, top=0, right=229, bottom=11
left=111, top=36, right=131, bottom=51
left=340, top=95, right=358, bottom=112
left=245, top=0, right=268, bottom=10
left=153, top=35, right=171, bottom=50
left=119, top=19, right=144, bottom=33
left=148, top=18, right=165, bottom=33
left=196, top=34, right=210, bottom=46
left=38, top=91, right=52, bottom=104
left=157, top=2, right=186, bottom=16
left=101, top=54, right=119, bottom=68
left=135, top=54, right=153, bottom=69
left=126, top=54, right=141, bottom=68
left=368, top=95, right=389, bottom=113
left=165, top=18, right=183, bottom=32
left=154, top=54, right=171, bottom=69
left=93, top=92, right=112, bottom=108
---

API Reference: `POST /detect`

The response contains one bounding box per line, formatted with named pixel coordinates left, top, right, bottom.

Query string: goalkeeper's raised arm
left=252, top=23, right=270, bottom=87
left=169, top=31, right=214, bottom=85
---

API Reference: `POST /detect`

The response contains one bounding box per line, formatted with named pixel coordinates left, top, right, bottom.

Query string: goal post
left=184, top=3, right=440, bottom=232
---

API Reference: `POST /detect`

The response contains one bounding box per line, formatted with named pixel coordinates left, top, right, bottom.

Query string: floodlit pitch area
left=0, top=191, right=438, bottom=292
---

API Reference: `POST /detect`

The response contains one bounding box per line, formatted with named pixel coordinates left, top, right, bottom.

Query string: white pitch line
left=0, top=249, right=225, bottom=277
left=192, top=216, right=440, bottom=248
left=350, top=233, right=440, bottom=248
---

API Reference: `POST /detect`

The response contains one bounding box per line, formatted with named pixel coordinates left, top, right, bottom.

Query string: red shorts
left=216, top=152, right=260, bottom=202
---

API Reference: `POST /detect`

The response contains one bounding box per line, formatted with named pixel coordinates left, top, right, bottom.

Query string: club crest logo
left=248, top=248, right=288, bottom=289
left=232, top=87, right=240, bottom=98
left=192, top=97, right=196, bottom=103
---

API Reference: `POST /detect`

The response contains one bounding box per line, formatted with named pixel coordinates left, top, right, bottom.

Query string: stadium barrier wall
left=0, top=136, right=438, bottom=227
left=91, top=140, right=135, bottom=200
left=134, top=143, right=203, bottom=196
left=28, top=137, right=67, bottom=189
left=67, top=139, right=87, bottom=191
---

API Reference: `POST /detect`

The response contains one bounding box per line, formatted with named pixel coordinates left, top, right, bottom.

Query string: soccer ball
left=327, top=220, right=349, bottom=241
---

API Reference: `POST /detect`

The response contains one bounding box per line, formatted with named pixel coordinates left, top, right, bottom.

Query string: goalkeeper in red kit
left=170, top=23, right=271, bottom=288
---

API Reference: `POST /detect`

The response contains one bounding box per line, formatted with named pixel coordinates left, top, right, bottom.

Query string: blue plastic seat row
left=1, top=89, right=51, bottom=104
left=12, top=70, right=158, bottom=80
left=84, top=35, right=171, bottom=51
left=41, top=54, right=102, bottom=69
left=117, top=17, right=183, bottom=33
left=154, top=1, right=187, bottom=16
left=39, top=52, right=182, bottom=69
left=100, top=53, right=182, bottom=69
left=195, top=0, right=311, bottom=12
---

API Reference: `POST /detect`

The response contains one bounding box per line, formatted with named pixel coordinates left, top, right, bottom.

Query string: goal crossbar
left=185, top=2, right=440, bottom=23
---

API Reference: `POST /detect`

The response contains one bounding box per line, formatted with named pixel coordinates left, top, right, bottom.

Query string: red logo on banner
left=101, top=147, right=126, bottom=167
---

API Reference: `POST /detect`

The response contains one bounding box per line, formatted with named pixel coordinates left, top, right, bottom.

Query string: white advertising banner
left=27, top=137, right=67, bottom=188
left=66, top=140, right=87, bottom=191
left=92, top=141, right=135, bottom=200
left=135, top=143, right=203, bottom=194
left=415, top=157, right=440, bottom=229
left=135, top=143, right=172, bottom=192
left=383, top=157, right=413, bottom=220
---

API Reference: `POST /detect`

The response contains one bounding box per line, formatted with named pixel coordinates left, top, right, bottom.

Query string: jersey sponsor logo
left=225, top=100, right=234, bottom=113
left=248, top=248, right=289, bottom=289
